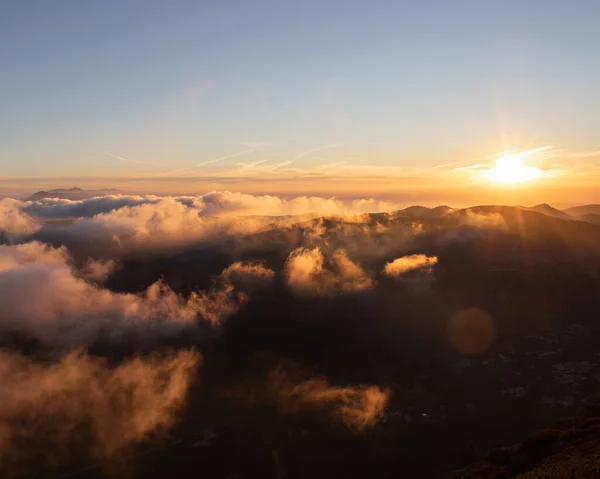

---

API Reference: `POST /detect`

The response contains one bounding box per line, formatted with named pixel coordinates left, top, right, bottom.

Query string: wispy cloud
left=453, top=163, right=493, bottom=171
left=268, top=159, right=296, bottom=172
left=436, top=146, right=553, bottom=174
left=97, top=150, right=175, bottom=168
left=292, top=143, right=341, bottom=161
left=433, top=151, right=515, bottom=170
left=257, top=143, right=343, bottom=174
left=237, top=159, right=269, bottom=170
left=196, top=149, right=258, bottom=168
left=167, top=145, right=271, bottom=175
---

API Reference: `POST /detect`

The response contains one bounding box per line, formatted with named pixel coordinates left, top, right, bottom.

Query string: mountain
left=26, top=188, right=119, bottom=201
left=523, top=203, right=573, bottom=220
left=563, top=204, right=600, bottom=217
left=444, top=399, right=600, bottom=478
left=578, top=213, right=600, bottom=225
left=400, top=205, right=455, bottom=219
left=505, top=203, right=600, bottom=225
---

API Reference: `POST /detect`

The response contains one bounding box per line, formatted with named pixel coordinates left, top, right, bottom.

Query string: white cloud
left=0, top=242, right=273, bottom=347
left=0, top=198, right=41, bottom=241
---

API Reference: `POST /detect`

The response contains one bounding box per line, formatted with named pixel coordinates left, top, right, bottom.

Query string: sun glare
left=482, top=148, right=547, bottom=184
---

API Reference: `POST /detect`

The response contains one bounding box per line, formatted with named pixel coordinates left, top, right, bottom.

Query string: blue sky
left=1, top=0, right=599, bottom=202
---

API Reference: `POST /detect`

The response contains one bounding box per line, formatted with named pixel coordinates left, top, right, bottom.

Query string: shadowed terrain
left=1, top=195, right=600, bottom=478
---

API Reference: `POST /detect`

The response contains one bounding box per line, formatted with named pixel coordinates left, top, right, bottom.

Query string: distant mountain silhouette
left=26, top=188, right=119, bottom=201
left=577, top=213, right=600, bottom=225
left=522, top=203, right=573, bottom=220
left=563, top=204, right=600, bottom=217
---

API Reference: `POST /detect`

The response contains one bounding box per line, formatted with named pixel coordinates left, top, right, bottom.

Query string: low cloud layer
left=21, top=191, right=398, bottom=219
left=0, top=242, right=273, bottom=347
left=0, top=193, right=399, bottom=258
left=0, top=349, right=200, bottom=477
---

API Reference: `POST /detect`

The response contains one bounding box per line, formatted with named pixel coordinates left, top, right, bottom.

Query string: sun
left=483, top=153, right=543, bottom=184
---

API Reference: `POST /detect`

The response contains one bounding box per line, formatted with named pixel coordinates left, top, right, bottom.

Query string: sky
left=1, top=0, right=599, bottom=205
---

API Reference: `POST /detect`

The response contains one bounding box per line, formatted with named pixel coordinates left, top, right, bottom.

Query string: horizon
left=5, top=183, right=599, bottom=212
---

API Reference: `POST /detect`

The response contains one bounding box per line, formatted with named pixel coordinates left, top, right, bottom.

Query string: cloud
left=0, top=242, right=273, bottom=347
left=24, top=194, right=162, bottom=218
left=79, top=258, right=117, bottom=282
left=15, top=192, right=400, bottom=259
left=234, top=362, right=390, bottom=433
left=220, top=261, right=276, bottom=291
left=383, top=254, right=438, bottom=278
left=284, top=247, right=374, bottom=296
left=0, top=198, right=41, bottom=242
left=0, top=241, right=69, bottom=269
left=23, top=191, right=398, bottom=220
left=98, top=150, right=175, bottom=168
left=33, top=198, right=280, bottom=259
left=0, top=349, right=200, bottom=477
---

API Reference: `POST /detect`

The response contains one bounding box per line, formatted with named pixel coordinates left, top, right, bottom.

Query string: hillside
left=3, top=199, right=600, bottom=478
left=522, top=203, right=573, bottom=220
left=564, top=204, right=600, bottom=217
left=444, top=400, right=600, bottom=478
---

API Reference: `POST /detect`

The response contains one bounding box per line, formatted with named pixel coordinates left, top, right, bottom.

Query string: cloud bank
left=0, top=242, right=273, bottom=347
left=1, top=192, right=401, bottom=258
left=19, top=191, right=397, bottom=220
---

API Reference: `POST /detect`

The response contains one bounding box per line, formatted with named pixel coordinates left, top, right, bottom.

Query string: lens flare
left=483, top=154, right=543, bottom=184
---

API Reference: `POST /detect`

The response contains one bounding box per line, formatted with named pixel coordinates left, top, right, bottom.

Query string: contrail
left=168, top=147, right=266, bottom=175
left=433, top=151, right=517, bottom=170
left=511, top=145, right=552, bottom=160
left=453, top=163, right=493, bottom=171
left=434, top=146, right=552, bottom=171
left=292, top=143, right=341, bottom=161
left=97, top=150, right=174, bottom=168
left=238, top=159, right=269, bottom=170
left=267, top=143, right=342, bottom=172
left=196, top=148, right=259, bottom=167
left=269, top=159, right=295, bottom=172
